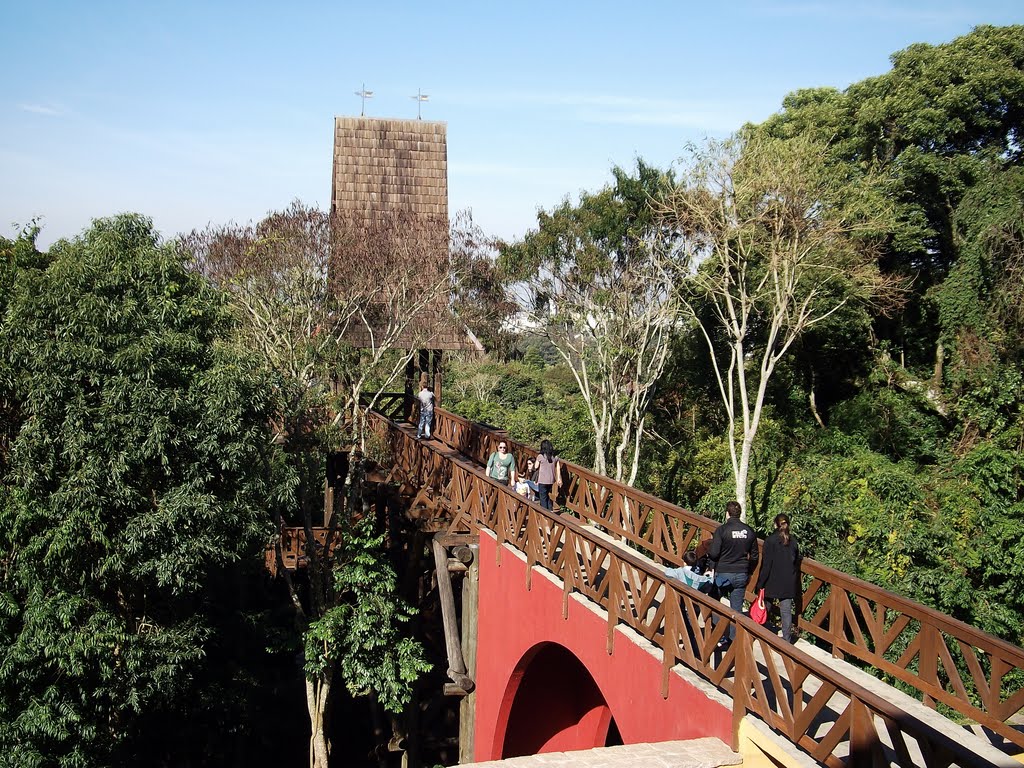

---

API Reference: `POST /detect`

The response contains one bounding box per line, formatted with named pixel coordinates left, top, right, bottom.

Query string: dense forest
left=467, top=24, right=1024, bottom=648
left=1, top=23, right=1021, bottom=768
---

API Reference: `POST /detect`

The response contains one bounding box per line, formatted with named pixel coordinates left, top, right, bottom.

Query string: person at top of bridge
left=755, top=513, right=801, bottom=643
left=416, top=382, right=434, bottom=439
left=486, top=441, right=517, bottom=486
left=534, top=439, right=561, bottom=511
left=709, top=500, right=759, bottom=646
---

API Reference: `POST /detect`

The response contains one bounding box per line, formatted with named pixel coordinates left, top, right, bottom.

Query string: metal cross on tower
left=410, top=88, right=429, bottom=120
left=354, top=83, right=373, bottom=116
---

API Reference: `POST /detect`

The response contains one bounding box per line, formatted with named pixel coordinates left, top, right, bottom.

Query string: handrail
left=364, top=402, right=1011, bottom=767
left=378, top=394, right=1024, bottom=752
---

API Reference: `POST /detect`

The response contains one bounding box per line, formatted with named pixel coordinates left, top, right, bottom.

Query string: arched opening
left=498, top=643, right=614, bottom=758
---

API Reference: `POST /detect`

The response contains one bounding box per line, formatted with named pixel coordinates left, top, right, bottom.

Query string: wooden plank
left=432, top=537, right=473, bottom=691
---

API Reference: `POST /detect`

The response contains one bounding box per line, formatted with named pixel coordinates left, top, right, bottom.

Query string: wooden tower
left=330, top=116, right=480, bottom=404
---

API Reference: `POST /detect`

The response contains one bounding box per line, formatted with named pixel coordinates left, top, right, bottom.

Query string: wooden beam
left=432, top=537, right=474, bottom=692
left=434, top=533, right=479, bottom=548
left=458, top=544, right=480, bottom=764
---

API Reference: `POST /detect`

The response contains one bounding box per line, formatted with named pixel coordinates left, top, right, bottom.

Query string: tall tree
left=184, top=202, right=437, bottom=768
left=186, top=201, right=456, bottom=447
left=502, top=161, right=685, bottom=484
left=659, top=135, right=898, bottom=518
left=756, top=24, right=1024, bottom=376
left=449, top=210, right=518, bottom=358
left=0, top=215, right=276, bottom=766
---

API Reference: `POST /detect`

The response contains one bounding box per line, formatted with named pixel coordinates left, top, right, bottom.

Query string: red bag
left=750, top=589, right=768, bottom=625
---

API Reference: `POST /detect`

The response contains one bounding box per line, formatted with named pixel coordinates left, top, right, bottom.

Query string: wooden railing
left=376, top=395, right=1024, bottom=756
left=365, top=403, right=1012, bottom=767
left=266, top=526, right=338, bottom=575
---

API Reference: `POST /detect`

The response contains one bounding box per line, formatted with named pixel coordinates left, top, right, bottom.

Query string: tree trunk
left=308, top=676, right=331, bottom=768
left=932, top=340, right=945, bottom=389
left=735, top=435, right=753, bottom=522
left=808, top=371, right=826, bottom=428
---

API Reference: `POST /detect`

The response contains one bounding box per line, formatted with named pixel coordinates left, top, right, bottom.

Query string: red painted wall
left=473, top=531, right=733, bottom=761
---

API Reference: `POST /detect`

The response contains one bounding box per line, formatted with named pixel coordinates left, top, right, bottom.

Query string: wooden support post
left=732, top=626, right=751, bottom=752
left=830, top=588, right=844, bottom=660
left=919, top=625, right=939, bottom=709
left=323, top=480, right=334, bottom=529
left=404, top=355, right=417, bottom=420
left=848, top=697, right=881, bottom=764
left=432, top=349, right=444, bottom=407
left=432, top=537, right=473, bottom=691
left=606, top=554, right=618, bottom=655
left=458, top=544, right=479, bottom=764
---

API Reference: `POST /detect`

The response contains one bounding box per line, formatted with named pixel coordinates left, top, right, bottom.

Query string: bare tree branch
left=658, top=134, right=903, bottom=518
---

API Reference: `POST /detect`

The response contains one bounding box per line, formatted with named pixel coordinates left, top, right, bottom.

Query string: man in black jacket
left=709, top=500, right=759, bottom=645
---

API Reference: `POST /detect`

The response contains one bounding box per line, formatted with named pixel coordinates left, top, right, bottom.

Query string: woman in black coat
left=755, top=513, right=801, bottom=642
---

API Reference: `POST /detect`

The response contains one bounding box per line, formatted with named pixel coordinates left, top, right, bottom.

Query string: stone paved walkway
left=460, top=739, right=742, bottom=768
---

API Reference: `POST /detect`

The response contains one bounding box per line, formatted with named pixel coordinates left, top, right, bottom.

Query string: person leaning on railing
left=665, top=550, right=716, bottom=649
left=515, top=457, right=540, bottom=500
left=666, top=550, right=714, bottom=591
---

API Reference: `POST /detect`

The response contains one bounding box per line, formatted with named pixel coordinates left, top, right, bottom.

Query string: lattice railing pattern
left=403, top=401, right=1024, bottom=752
left=365, top=402, right=1015, bottom=766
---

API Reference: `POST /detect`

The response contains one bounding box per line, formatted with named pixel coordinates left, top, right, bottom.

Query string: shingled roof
left=330, top=116, right=478, bottom=351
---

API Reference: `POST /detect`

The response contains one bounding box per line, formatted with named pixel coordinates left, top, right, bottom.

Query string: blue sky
left=1, top=1, right=1021, bottom=248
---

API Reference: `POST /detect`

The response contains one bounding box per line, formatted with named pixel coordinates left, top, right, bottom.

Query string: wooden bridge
left=335, top=394, right=1023, bottom=766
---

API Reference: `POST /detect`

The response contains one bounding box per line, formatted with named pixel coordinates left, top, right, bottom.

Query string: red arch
left=496, top=642, right=615, bottom=758
left=472, top=532, right=732, bottom=762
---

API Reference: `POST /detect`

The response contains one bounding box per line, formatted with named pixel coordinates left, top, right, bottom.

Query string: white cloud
left=449, top=160, right=576, bottom=179
left=442, top=89, right=753, bottom=133
left=757, top=2, right=969, bottom=24
left=573, top=108, right=738, bottom=130
left=19, top=103, right=66, bottom=117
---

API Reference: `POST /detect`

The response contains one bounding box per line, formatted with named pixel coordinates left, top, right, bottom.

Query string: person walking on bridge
left=486, top=441, right=516, bottom=486
left=709, top=500, right=759, bottom=646
left=755, top=513, right=800, bottom=643
left=534, top=439, right=561, bottom=511
left=415, top=383, right=434, bottom=440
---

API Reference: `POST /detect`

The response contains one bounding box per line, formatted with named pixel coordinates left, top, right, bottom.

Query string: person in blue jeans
left=415, top=383, right=434, bottom=439
left=708, top=500, right=759, bottom=648
left=533, top=440, right=561, bottom=510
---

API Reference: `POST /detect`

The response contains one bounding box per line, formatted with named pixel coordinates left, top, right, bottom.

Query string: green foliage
left=521, top=346, right=546, bottom=371
left=0, top=215, right=277, bottom=765
left=940, top=164, right=1024, bottom=359
left=457, top=25, right=1024, bottom=669
left=830, top=386, right=948, bottom=464
left=735, top=27, right=1024, bottom=647
left=652, top=435, right=730, bottom=514
left=757, top=24, right=1024, bottom=370
left=745, top=423, right=1024, bottom=646
left=494, top=366, right=544, bottom=408
left=304, top=517, right=429, bottom=713
left=952, top=362, right=1024, bottom=443
left=445, top=356, right=593, bottom=465
left=500, top=158, right=674, bottom=283
left=500, top=159, right=683, bottom=482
